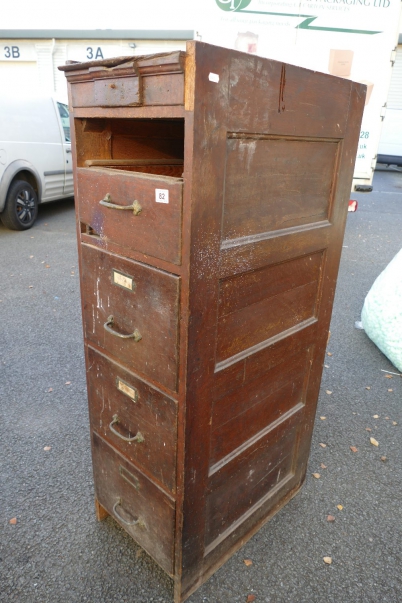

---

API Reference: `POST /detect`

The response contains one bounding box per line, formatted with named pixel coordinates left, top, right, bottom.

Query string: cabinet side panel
left=178, top=43, right=365, bottom=603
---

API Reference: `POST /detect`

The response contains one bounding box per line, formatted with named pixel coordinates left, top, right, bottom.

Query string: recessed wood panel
left=211, top=379, right=303, bottom=466
left=222, top=136, right=338, bottom=241
left=205, top=413, right=299, bottom=546
left=212, top=320, right=319, bottom=402
left=211, top=347, right=312, bottom=465
left=216, top=253, right=323, bottom=363
left=213, top=350, right=308, bottom=430
left=219, top=252, right=322, bottom=317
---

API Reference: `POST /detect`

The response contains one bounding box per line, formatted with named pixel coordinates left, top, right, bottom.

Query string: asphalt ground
left=1, top=167, right=401, bottom=603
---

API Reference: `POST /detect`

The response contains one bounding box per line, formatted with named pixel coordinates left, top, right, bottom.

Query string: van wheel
left=2, top=180, right=38, bottom=230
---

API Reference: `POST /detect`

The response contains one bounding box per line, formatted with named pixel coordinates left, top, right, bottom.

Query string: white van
left=377, top=108, right=402, bottom=167
left=0, top=95, right=74, bottom=230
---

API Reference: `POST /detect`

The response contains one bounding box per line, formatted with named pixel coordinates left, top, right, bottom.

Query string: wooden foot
left=95, top=497, right=109, bottom=521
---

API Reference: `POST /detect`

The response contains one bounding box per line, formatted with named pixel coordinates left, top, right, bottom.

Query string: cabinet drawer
left=81, top=244, right=180, bottom=391
left=92, top=432, right=175, bottom=575
left=87, top=346, right=178, bottom=493
left=77, top=167, right=183, bottom=265
left=71, top=76, right=141, bottom=108
left=62, top=51, right=185, bottom=109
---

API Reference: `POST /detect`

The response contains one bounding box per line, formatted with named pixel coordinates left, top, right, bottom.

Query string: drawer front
left=62, top=51, right=185, bottom=109
left=71, top=77, right=142, bottom=107
left=92, top=432, right=175, bottom=574
left=70, top=74, right=184, bottom=108
left=87, top=346, right=178, bottom=493
left=81, top=244, right=180, bottom=391
left=77, top=167, right=182, bottom=265
left=71, top=77, right=141, bottom=108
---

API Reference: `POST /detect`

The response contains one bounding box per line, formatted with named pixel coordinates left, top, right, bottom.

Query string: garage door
left=0, top=61, right=39, bottom=93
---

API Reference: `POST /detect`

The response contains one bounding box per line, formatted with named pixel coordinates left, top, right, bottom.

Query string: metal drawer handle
left=104, top=315, right=142, bottom=341
left=109, top=414, right=144, bottom=443
left=100, top=193, right=142, bottom=215
left=113, top=498, right=146, bottom=528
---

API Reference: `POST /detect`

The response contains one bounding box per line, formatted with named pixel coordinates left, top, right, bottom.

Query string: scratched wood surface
left=80, top=243, right=180, bottom=391
left=62, top=42, right=366, bottom=603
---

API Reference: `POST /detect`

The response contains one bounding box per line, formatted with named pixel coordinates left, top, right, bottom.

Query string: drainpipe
left=51, top=37, right=56, bottom=93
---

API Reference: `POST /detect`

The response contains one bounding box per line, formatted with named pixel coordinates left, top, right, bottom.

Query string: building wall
left=0, top=37, right=188, bottom=101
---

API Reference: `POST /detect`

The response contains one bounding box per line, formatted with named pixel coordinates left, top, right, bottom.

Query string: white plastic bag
left=361, top=249, right=402, bottom=372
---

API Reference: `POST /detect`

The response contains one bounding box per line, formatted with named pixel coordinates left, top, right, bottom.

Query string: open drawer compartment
left=75, top=116, right=184, bottom=265
left=77, top=166, right=183, bottom=265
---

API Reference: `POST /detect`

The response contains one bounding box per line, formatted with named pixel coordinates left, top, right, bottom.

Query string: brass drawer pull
left=104, top=315, right=142, bottom=341
left=109, top=414, right=144, bottom=443
left=100, top=193, right=142, bottom=215
left=113, top=498, right=146, bottom=528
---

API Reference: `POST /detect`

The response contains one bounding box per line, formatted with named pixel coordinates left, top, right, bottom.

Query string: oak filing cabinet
left=60, top=42, right=365, bottom=602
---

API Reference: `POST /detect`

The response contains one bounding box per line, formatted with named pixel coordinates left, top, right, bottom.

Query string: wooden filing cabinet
left=60, top=42, right=365, bottom=602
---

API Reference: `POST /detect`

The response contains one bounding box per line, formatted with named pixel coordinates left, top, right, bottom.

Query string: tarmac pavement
left=1, top=167, right=401, bottom=603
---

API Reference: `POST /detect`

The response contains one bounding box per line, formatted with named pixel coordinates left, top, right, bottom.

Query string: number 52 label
left=155, top=189, right=169, bottom=204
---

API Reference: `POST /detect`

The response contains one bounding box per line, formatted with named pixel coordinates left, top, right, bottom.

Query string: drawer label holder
left=112, top=270, right=135, bottom=291
left=116, top=377, right=138, bottom=401
left=119, top=465, right=140, bottom=491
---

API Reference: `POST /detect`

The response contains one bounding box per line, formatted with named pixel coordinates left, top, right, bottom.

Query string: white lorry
left=0, top=95, right=74, bottom=230
left=196, top=0, right=402, bottom=191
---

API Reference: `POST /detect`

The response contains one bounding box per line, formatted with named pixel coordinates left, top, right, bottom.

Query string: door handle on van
left=66, top=148, right=72, bottom=153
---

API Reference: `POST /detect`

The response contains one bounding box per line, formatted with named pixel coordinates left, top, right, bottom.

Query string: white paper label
left=113, top=271, right=133, bottom=291
left=155, top=189, right=169, bottom=204
left=117, top=378, right=137, bottom=401
left=209, top=72, right=219, bottom=83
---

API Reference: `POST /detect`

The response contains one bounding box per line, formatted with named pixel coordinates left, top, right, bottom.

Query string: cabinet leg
left=95, top=497, right=109, bottom=521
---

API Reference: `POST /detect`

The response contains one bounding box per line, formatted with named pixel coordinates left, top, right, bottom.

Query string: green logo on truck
left=214, top=0, right=381, bottom=33
left=215, top=0, right=252, bottom=11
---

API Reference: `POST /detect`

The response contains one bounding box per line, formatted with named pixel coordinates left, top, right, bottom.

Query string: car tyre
left=1, top=180, right=38, bottom=230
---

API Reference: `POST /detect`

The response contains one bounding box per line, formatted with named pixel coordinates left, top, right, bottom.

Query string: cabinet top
left=59, top=41, right=366, bottom=121
left=58, top=50, right=185, bottom=83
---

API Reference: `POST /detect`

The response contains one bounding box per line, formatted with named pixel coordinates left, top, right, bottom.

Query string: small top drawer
left=59, top=52, right=185, bottom=109
left=77, top=166, right=183, bottom=265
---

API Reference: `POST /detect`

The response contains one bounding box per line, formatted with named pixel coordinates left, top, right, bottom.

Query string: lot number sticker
left=155, top=189, right=169, bottom=204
